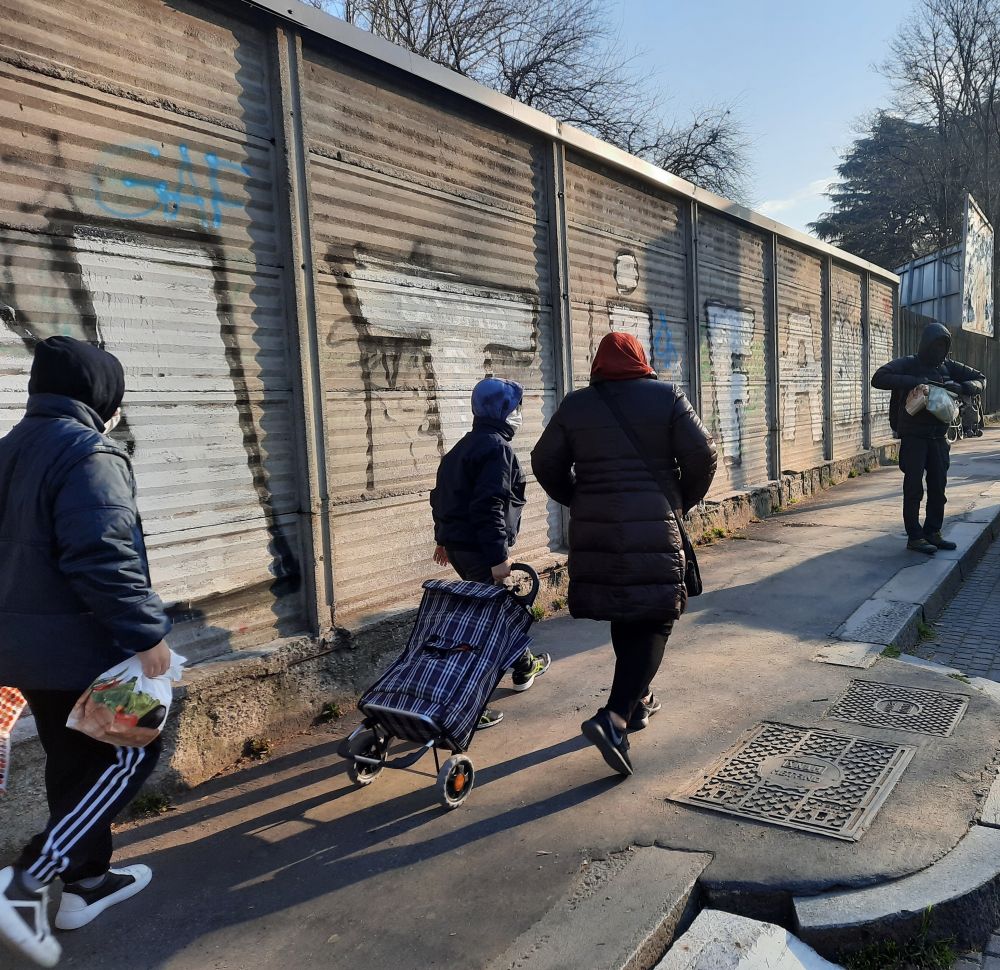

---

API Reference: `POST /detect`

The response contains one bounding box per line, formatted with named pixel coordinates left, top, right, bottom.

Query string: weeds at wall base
left=842, top=908, right=955, bottom=970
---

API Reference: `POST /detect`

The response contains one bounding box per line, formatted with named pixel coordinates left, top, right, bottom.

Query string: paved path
left=926, top=540, right=1000, bottom=679
left=921, top=530, right=1000, bottom=969
left=7, top=434, right=1000, bottom=970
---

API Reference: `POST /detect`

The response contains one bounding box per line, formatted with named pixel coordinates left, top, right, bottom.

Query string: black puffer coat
left=531, top=377, right=717, bottom=623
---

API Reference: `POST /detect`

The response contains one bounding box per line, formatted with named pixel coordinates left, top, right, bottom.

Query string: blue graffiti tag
left=94, top=143, right=247, bottom=229
left=653, top=311, right=684, bottom=380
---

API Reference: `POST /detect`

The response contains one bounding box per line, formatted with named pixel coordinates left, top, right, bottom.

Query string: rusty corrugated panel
left=0, top=1, right=306, bottom=660
left=302, top=43, right=560, bottom=619
left=832, top=265, right=864, bottom=458
left=869, top=279, right=895, bottom=444
left=696, top=212, right=772, bottom=494
left=0, top=0, right=274, bottom=135
left=563, top=152, right=689, bottom=392
left=776, top=243, right=826, bottom=471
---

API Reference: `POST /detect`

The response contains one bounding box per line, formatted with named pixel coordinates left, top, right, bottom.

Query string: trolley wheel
left=347, top=729, right=385, bottom=786
left=437, top=755, right=475, bottom=809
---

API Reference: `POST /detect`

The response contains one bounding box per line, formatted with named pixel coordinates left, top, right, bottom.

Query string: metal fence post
left=685, top=199, right=702, bottom=413
left=545, top=140, right=574, bottom=548
left=270, top=26, right=335, bottom=636
left=768, top=233, right=782, bottom=480
left=546, top=141, right=574, bottom=400
left=823, top=254, right=835, bottom=462
left=861, top=270, right=872, bottom=450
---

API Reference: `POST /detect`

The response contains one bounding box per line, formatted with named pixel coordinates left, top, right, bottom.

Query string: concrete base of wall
left=0, top=443, right=899, bottom=862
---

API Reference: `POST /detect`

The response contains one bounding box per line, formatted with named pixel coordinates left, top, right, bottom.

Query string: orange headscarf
left=591, top=332, right=655, bottom=382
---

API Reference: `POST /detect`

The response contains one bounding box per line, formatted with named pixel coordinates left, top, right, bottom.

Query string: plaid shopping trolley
left=339, top=564, right=539, bottom=809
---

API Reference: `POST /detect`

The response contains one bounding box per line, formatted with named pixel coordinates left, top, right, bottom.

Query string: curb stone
left=793, top=826, right=1000, bottom=957
left=488, top=847, right=711, bottom=970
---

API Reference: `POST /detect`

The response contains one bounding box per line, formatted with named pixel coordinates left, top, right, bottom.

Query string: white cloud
left=759, top=177, right=837, bottom=218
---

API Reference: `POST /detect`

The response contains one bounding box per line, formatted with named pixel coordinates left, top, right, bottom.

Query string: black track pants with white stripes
left=15, top=689, right=160, bottom=885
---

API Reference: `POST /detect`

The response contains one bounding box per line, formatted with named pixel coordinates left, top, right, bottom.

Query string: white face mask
left=506, top=408, right=523, bottom=435
left=104, top=410, right=122, bottom=435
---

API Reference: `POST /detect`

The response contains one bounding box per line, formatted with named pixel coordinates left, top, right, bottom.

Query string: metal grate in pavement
left=826, top=680, right=969, bottom=737
left=672, top=722, right=914, bottom=842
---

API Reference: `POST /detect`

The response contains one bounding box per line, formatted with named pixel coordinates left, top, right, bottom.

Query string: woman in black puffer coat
left=531, top=332, right=716, bottom=776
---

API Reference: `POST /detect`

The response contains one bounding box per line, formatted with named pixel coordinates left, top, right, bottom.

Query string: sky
left=612, top=0, right=917, bottom=234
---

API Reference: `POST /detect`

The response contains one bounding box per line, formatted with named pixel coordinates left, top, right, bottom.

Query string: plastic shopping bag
left=67, top=651, right=185, bottom=748
left=0, top=686, right=27, bottom=795
left=927, top=385, right=960, bottom=425
left=905, top=384, right=929, bottom=415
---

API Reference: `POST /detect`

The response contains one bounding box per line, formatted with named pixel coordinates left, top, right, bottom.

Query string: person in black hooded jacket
left=872, top=322, right=985, bottom=555
left=0, top=337, right=171, bottom=968
left=430, top=378, right=551, bottom=729
left=531, top=333, right=717, bottom=777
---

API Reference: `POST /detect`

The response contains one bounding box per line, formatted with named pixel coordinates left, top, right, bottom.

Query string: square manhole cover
left=672, top=722, right=914, bottom=841
left=826, top=680, right=969, bottom=737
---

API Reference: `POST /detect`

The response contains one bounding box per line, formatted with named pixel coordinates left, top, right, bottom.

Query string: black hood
left=28, top=336, right=126, bottom=422
left=918, top=322, right=952, bottom=367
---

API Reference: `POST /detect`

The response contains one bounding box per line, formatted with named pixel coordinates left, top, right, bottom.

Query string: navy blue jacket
left=430, top=418, right=527, bottom=568
left=0, top=395, right=171, bottom=691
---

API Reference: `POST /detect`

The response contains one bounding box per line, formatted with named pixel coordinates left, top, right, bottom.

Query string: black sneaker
left=55, top=864, right=151, bottom=931
left=924, top=532, right=958, bottom=551
left=0, top=866, right=60, bottom=967
left=628, top=694, right=662, bottom=731
left=907, top=538, right=938, bottom=555
left=511, top=652, right=551, bottom=693
left=476, top=708, right=504, bottom=730
left=581, top=709, right=633, bottom=777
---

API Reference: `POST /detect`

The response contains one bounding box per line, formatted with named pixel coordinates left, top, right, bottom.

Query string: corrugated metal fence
left=0, top=0, right=899, bottom=662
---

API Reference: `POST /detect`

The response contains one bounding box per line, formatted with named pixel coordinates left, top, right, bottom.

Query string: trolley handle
left=508, top=562, right=540, bottom=608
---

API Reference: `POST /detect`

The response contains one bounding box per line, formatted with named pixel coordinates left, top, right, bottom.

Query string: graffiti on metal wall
left=586, top=251, right=686, bottom=384
left=705, top=302, right=755, bottom=467
left=780, top=312, right=823, bottom=444
left=93, top=143, right=247, bottom=229
left=833, top=313, right=863, bottom=428
left=0, top=132, right=299, bottom=611
left=329, top=246, right=539, bottom=495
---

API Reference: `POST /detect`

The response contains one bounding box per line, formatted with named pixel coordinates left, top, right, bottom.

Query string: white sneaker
left=55, top=865, right=152, bottom=931
left=0, top=866, right=61, bottom=967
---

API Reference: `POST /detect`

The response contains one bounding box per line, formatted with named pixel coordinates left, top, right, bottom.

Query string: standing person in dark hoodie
left=0, top=337, right=172, bottom=968
left=531, top=333, right=716, bottom=776
left=872, top=322, right=985, bottom=555
left=430, top=378, right=551, bottom=729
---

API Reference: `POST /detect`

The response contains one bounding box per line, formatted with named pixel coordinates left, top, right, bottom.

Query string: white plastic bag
left=927, top=385, right=959, bottom=425
left=67, top=651, right=185, bottom=748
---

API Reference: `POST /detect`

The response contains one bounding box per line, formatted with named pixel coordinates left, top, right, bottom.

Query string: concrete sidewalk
left=8, top=433, right=1000, bottom=970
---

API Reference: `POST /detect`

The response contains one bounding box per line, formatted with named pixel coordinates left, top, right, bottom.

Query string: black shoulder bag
left=594, top=383, right=703, bottom=597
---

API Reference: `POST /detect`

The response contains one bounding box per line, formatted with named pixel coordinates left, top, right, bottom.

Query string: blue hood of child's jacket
left=471, top=378, right=523, bottom=422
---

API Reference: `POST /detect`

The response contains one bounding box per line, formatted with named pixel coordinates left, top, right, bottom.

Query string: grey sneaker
left=511, top=652, right=551, bottom=692
left=476, top=708, right=504, bottom=730
left=907, top=538, right=938, bottom=555
left=628, top=694, right=662, bottom=731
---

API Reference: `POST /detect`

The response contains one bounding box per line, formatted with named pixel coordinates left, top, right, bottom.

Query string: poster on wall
left=961, top=194, right=995, bottom=337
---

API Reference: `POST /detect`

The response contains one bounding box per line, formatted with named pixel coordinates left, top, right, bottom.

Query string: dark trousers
left=899, top=436, right=950, bottom=540
left=16, top=689, right=160, bottom=884
left=446, top=547, right=531, bottom=670
left=608, top=621, right=674, bottom=720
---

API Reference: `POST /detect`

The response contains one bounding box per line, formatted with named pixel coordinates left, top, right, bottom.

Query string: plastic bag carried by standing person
left=67, top=651, right=185, bottom=748
left=905, top=384, right=929, bottom=415
left=0, top=686, right=27, bottom=794
left=927, top=385, right=960, bottom=425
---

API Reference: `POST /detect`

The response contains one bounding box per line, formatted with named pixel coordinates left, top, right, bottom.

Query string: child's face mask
left=104, top=409, right=122, bottom=435
left=506, top=407, right=523, bottom=435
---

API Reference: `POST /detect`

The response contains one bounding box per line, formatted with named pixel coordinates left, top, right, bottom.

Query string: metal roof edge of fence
left=244, top=0, right=899, bottom=285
